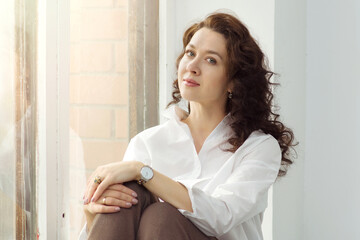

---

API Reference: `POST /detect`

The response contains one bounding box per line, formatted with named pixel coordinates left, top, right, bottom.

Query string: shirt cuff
left=176, top=178, right=209, bottom=217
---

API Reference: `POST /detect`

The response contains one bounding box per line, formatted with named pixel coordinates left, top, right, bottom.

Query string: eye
left=185, top=50, right=195, bottom=57
left=207, top=58, right=217, bottom=64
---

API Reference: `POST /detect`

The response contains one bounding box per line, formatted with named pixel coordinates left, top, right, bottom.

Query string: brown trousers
left=88, top=181, right=217, bottom=240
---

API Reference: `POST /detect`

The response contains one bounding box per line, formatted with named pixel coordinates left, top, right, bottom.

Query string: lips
left=183, top=78, right=200, bottom=87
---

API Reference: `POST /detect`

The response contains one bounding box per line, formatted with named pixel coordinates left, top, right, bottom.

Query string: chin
left=179, top=91, right=198, bottom=103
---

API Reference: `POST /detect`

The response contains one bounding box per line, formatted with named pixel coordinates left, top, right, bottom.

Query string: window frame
left=128, top=0, right=160, bottom=138
left=37, top=0, right=70, bottom=239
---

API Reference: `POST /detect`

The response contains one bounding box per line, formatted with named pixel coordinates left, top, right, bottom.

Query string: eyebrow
left=188, top=44, right=224, bottom=61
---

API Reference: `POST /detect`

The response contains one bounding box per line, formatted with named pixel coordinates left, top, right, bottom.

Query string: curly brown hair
left=167, top=12, right=297, bottom=178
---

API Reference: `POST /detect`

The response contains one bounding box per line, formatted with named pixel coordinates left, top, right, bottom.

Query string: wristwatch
left=138, top=165, right=154, bottom=185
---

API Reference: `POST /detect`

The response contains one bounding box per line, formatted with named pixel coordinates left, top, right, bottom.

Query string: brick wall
left=69, top=0, right=129, bottom=238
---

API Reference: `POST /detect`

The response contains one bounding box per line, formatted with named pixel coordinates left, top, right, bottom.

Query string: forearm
left=135, top=162, right=193, bottom=212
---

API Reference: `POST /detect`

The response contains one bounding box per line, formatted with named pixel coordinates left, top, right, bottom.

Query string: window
left=68, top=0, right=159, bottom=238
left=0, top=0, right=159, bottom=238
left=69, top=1, right=131, bottom=237
left=0, top=0, right=38, bottom=238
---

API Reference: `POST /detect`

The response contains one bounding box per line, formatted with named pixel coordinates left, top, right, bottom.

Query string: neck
left=182, top=102, right=227, bottom=136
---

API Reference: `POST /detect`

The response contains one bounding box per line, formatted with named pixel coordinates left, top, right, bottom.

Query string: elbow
left=182, top=197, right=194, bottom=213
left=188, top=204, right=194, bottom=213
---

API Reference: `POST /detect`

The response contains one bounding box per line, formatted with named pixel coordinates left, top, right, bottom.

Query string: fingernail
left=83, top=198, right=88, bottom=205
left=126, top=202, right=132, bottom=207
left=132, top=192, right=137, bottom=197
left=115, top=207, right=121, bottom=211
left=132, top=198, right=138, bottom=204
left=82, top=195, right=85, bottom=200
left=91, top=197, right=95, bottom=202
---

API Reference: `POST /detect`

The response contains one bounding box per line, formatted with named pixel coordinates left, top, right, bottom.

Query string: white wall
left=274, top=0, right=360, bottom=239
left=304, top=0, right=360, bottom=239
left=273, top=0, right=306, bottom=239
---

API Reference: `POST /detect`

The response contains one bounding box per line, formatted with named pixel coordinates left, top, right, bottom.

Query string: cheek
left=177, top=58, right=186, bottom=75
left=207, top=73, right=229, bottom=94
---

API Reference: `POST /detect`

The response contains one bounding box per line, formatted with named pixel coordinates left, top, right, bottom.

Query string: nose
left=186, top=58, right=201, bottom=75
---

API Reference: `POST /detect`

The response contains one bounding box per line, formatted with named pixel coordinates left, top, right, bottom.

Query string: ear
left=227, top=80, right=234, bottom=93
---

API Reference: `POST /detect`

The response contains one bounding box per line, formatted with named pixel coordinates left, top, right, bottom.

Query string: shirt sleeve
left=177, top=136, right=282, bottom=237
left=122, top=134, right=151, bottom=165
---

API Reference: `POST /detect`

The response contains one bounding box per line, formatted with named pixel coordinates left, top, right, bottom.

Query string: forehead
left=188, top=28, right=227, bottom=57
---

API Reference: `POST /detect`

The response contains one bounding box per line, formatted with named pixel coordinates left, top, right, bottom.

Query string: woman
left=79, top=12, right=295, bottom=240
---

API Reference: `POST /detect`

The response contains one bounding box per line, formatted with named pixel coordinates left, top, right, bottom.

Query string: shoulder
left=130, top=119, right=176, bottom=143
left=123, top=122, right=173, bottom=162
left=250, top=130, right=280, bottom=148
left=132, top=106, right=185, bottom=141
left=235, top=130, right=281, bottom=158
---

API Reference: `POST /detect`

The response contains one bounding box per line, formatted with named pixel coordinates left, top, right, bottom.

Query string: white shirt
left=79, top=106, right=281, bottom=240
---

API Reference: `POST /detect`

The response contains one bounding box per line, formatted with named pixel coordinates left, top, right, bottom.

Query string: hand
left=83, top=183, right=139, bottom=231
left=84, top=183, right=138, bottom=214
left=83, top=161, right=144, bottom=205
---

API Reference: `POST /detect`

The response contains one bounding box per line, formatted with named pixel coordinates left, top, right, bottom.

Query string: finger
left=83, top=172, right=97, bottom=204
left=108, top=184, right=138, bottom=197
left=87, top=202, right=121, bottom=214
left=97, top=197, right=133, bottom=208
left=102, top=190, right=137, bottom=204
left=86, top=175, right=104, bottom=203
left=86, top=172, right=94, bottom=186
left=91, top=178, right=111, bottom=203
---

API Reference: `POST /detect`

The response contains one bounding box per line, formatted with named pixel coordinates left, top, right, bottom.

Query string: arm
left=85, top=161, right=193, bottom=213
left=84, top=133, right=193, bottom=213
left=139, top=163, right=193, bottom=212
left=177, top=137, right=282, bottom=237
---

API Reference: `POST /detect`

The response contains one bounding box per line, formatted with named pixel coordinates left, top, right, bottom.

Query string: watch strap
left=137, top=179, right=146, bottom=185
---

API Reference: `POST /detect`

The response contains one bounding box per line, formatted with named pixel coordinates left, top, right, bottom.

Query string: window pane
left=69, top=0, right=129, bottom=238
left=0, top=1, right=16, bottom=238
left=0, top=0, right=38, bottom=239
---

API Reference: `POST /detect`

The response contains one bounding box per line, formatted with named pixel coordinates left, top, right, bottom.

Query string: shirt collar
left=162, top=105, right=233, bottom=136
left=162, top=106, right=189, bottom=122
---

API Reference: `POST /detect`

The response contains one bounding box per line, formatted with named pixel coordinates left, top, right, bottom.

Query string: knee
left=143, top=202, right=176, bottom=224
left=89, top=211, right=123, bottom=235
left=93, top=211, right=121, bottom=224
left=122, top=181, right=148, bottom=201
left=123, top=181, right=144, bottom=193
left=124, top=181, right=159, bottom=209
left=138, top=202, right=179, bottom=238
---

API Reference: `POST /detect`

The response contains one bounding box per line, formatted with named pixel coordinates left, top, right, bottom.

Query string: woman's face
left=178, top=27, right=231, bottom=108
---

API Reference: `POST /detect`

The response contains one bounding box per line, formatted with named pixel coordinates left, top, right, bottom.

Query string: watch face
left=141, top=166, right=153, bottom=181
